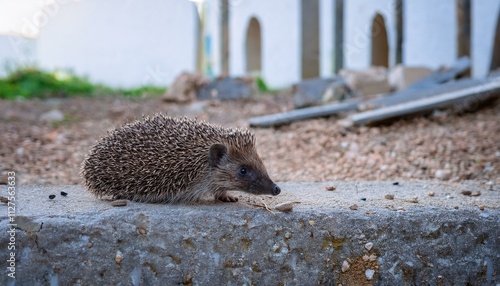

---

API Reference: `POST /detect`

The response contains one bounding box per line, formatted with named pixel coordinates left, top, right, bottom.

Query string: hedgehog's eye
left=239, top=167, right=248, bottom=175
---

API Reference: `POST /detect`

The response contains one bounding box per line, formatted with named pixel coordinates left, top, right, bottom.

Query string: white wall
left=472, top=0, right=500, bottom=78
left=0, top=34, right=37, bottom=76
left=343, top=0, right=396, bottom=70
left=319, top=0, right=334, bottom=77
left=230, top=0, right=300, bottom=88
left=37, top=0, right=198, bottom=88
left=404, top=0, right=456, bottom=69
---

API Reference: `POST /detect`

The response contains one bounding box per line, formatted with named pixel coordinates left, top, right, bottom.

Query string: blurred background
left=0, top=0, right=498, bottom=186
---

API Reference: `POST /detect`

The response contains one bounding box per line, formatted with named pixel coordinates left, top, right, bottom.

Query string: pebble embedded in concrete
left=341, top=260, right=350, bottom=272
left=365, top=269, right=375, bottom=280
left=365, top=242, right=373, bottom=251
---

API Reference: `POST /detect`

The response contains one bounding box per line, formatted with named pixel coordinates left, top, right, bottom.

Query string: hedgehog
left=81, top=115, right=281, bottom=203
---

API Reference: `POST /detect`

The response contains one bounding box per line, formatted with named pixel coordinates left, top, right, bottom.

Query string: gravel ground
left=0, top=93, right=498, bottom=187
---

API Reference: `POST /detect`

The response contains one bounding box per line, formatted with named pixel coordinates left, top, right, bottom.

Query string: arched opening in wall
left=371, top=13, right=389, bottom=68
left=245, top=17, right=261, bottom=74
left=301, top=0, right=320, bottom=79
left=490, top=11, right=500, bottom=71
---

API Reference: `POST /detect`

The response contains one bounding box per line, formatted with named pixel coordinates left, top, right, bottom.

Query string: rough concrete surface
left=1, top=181, right=499, bottom=285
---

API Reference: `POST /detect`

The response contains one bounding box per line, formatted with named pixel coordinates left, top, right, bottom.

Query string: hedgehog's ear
left=209, top=143, right=228, bottom=167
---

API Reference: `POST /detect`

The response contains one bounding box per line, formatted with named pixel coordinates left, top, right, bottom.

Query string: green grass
left=255, top=76, right=281, bottom=93
left=0, top=66, right=166, bottom=100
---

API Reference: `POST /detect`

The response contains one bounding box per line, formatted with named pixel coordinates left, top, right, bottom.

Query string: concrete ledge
left=1, top=182, right=499, bottom=285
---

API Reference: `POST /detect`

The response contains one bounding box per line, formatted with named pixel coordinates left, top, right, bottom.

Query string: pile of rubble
left=249, top=57, right=500, bottom=127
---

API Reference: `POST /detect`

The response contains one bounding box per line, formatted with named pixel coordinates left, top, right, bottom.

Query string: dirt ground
left=0, top=93, right=498, bottom=186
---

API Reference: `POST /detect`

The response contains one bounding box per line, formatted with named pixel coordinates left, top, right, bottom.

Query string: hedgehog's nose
left=272, top=185, right=281, bottom=196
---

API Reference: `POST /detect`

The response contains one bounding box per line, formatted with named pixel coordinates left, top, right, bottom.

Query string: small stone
left=454, top=206, right=459, bottom=209
left=87, top=242, right=93, bottom=248
left=478, top=205, right=485, bottom=211
left=471, top=191, right=481, bottom=197
left=369, top=254, right=377, bottom=261
left=397, top=206, right=406, bottom=211
left=384, top=194, right=394, bottom=200
left=49, top=194, right=56, bottom=200
left=360, top=197, right=366, bottom=201
left=275, top=202, right=294, bottom=212
left=406, top=197, right=419, bottom=203
left=428, top=192, right=435, bottom=197
left=349, top=204, right=359, bottom=210
left=0, top=196, right=9, bottom=204
left=115, top=251, right=123, bottom=264
left=325, top=186, right=336, bottom=191
left=137, top=227, right=147, bottom=236
left=308, top=220, right=316, bottom=226
left=40, top=109, right=64, bottom=122
left=392, top=182, right=399, bottom=185
left=60, top=191, right=68, bottom=196
left=284, top=232, right=292, bottom=239
left=362, top=254, right=369, bottom=261
left=365, top=269, right=375, bottom=280
left=461, top=190, right=472, bottom=196
left=111, top=200, right=128, bottom=207
left=341, top=260, right=350, bottom=272
left=435, top=169, right=452, bottom=180
left=365, top=242, right=373, bottom=251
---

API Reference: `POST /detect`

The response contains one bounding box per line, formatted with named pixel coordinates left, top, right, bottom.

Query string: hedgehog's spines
left=81, top=114, right=258, bottom=203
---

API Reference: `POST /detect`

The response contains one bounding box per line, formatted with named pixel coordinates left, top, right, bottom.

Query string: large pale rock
left=388, top=64, right=432, bottom=91
left=163, top=72, right=208, bottom=103
left=197, top=77, right=255, bottom=100
left=339, top=66, right=392, bottom=97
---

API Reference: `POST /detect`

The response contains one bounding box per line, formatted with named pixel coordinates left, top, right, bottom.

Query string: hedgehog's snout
left=272, top=185, right=281, bottom=196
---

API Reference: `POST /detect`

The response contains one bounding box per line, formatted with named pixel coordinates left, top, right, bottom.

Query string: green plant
left=255, top=76, right=281, bottom=93
left=0, top=66, right=167, bottom=100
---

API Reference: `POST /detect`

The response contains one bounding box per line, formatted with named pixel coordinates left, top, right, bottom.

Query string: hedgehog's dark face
left=209, top=143, right=281, bottom=198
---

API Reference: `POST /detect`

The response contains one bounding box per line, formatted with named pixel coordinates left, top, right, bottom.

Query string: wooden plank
left=349, top=78, right=500, bottom=125
left=248, top=101, right=359, bottom=127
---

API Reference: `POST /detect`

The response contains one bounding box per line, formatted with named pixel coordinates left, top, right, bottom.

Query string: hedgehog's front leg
left=216, top=191, right=239, bottom=202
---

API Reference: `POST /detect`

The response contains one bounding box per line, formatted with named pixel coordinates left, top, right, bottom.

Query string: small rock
left=111, top=200, right=128, bottom=207
left=325, top=186, right=336, bottom=191
left=137, top=227, right=147, bottom=236
left=428, top=192, right=435, bottom=197
left=461, top=190, right=472, bottom=196
left=60, top=191, right=68, bottom=196
left=0, top=196, right=9, bottom=204
left=365, top=242, right=373, bottom=251
left=87, top=242, right=93, bottom=248
left=435, top=169, right=452, bottom=180
left=471, top=191, right=481, bottom=197
left=362, top=254, right=369, bottom=261
left=392, top=182, right=399, bottom=185
left=369, top=254, right=377, bottom=261
left=384, top=194, right=394, bottom=200
left=49, top=194, right=56, bottom=199
left=405, top=197, right=419, bottom=203
left=308, top=220, right=316, bottom=226
left=365, top=269, right=375, bottom=280
left=275, top=202, right=294, bottom=212
left=115, top=251, right=123, bottom=264
left=454, top=206, right=459, bottom=209
left=478, top=205, right=485, bottom=211
left=341, top=260, right=350, bottom=272
left=360, top=197, right=367, bottom=201
left=40, top=109, right=64, bottom=122
left=349, top=204, right=359, bottom=210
